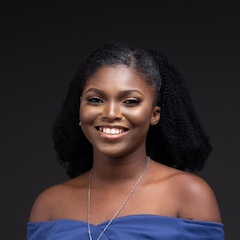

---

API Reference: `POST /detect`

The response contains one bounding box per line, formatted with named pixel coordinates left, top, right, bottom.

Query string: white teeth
left=98, top=127, right=125, bottom=135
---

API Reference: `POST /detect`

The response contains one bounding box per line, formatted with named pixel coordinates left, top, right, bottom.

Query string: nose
left=101, top=101, right=122, bottom=121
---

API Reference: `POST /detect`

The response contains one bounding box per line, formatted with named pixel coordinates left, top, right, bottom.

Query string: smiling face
left=79, top=65, right=160, bottom=158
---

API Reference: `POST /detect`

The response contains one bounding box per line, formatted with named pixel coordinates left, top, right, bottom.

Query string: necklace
left=87, top=156, right=151, bottom=240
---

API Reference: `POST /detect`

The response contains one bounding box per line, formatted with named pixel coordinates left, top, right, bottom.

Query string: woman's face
left=80, top=65, right=160, bottom=158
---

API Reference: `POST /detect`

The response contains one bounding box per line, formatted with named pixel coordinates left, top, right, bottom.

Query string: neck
left=91, top=152, right=149, bottom=181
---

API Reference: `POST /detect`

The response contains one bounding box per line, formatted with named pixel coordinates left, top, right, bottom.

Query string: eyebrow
left=84, top=88, right=144, bottom=96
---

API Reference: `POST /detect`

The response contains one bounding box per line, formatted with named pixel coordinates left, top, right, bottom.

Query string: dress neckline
left=27, top=213, right=223, bottom=226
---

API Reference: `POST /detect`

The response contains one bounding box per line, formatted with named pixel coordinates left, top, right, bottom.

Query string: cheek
left=124, top=107, right=152, bottom=126
left=79, top=107, right=97, bottom=143
left=79, top=106, right=99, bottom=124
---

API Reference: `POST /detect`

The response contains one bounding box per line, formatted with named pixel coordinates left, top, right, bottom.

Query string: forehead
left=83, top=66, right=151, bottom=91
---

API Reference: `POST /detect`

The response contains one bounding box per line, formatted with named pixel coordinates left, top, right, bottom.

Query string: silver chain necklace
left=87, top=156, right=151, bottom=240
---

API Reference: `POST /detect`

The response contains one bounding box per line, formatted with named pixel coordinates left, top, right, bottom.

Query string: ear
left=151, top=106, right=161, bottom=126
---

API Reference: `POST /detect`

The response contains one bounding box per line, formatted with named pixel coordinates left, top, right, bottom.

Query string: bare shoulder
left=28, top=174, right=87, bottom=222
left=28, top=183, right=65, bottom=222
left=151, top=162, right=222, bottom=223
left=168, top=168, right=222, bottom=222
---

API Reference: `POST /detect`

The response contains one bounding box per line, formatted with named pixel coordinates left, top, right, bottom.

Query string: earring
left=79, top=119, right=81, bottom=126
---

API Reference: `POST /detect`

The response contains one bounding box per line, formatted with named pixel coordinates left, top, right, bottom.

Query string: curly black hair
left=52, top=42, right=212, bottom=178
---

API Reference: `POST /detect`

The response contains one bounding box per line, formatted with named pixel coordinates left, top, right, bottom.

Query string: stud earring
left=79, top=119, right=81, bottom=126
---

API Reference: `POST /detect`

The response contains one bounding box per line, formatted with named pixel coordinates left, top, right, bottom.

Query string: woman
left=27, top=42, right=225, bottom=239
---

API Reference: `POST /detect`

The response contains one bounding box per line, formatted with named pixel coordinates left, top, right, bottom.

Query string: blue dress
left=27, top=214, right=225, bottom=239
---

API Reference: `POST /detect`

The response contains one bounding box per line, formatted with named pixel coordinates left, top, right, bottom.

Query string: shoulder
left=151, top=162, right=222, bottom=222
left=28, top=183, right=70, bottom=222
left=28, top=175, right=87, bottom=222
left=169, top=170, right=222, bottom=222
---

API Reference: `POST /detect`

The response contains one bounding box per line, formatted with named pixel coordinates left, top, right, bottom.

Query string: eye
left=123, top=98, right=141, bottom=106
left=87, top=97, right=103, bottom=105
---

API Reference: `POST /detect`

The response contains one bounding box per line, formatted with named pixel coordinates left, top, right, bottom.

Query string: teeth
left=98, top=127, right=125, bottom=135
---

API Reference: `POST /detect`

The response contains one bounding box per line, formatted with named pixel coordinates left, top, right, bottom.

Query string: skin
left=29, top=65, right=222, bottom=224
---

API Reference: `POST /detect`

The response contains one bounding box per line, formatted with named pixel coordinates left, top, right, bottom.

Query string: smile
left=97, top=127, right=128, bottom=135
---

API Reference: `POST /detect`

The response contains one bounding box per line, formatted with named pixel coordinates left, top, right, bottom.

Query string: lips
left=96, top=126, right=129, bottom=135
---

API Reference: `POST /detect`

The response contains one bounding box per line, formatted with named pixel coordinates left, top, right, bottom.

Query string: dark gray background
left=1, top=2, right=239, bottom=239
